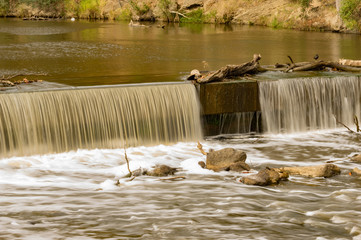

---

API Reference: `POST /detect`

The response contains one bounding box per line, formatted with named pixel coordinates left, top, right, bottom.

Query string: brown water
left=1, top=18, right=361, bottom=86
left=0, top=83, right=202, bottom=158
left=1, top=19, right=361, bottom=240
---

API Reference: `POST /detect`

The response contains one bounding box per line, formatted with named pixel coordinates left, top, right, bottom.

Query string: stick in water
left=197, top=142, right=207, bottom=155
left=124, top=148, right=135, bottom=181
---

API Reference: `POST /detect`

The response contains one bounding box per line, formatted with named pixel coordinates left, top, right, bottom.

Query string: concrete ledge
left=196, top=80, right=260, bottom=115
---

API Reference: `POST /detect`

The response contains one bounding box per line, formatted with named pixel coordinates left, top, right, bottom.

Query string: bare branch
left=169, top=11, right=189, bottom=19
left=197, top=141, right=207, bottom=155
left=124, top=148, right=133, bottom=178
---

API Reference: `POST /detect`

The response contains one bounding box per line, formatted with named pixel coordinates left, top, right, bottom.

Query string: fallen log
left=291, top=60, right=361, bottom=72
left=274, top=164, right=340, bottom=178
left=188, top=55, right=361, bottom=84
left=196, top=54, right=264, bottom=84
left=339, top=58, right=361, bottom=67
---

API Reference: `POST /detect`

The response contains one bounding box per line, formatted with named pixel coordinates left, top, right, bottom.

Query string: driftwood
left=286, top=60, right=361, bottom=72
left=195, top=54, right=263, bottom=84
left=1, top=74, right=45, bottom=87
left=339, top=58, right=361, bottom=67
left=188, top=54, right=361, bottom=84
left=335, top=115, right=361, bottom=134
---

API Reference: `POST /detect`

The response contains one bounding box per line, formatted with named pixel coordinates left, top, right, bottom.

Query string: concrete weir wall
left=195, top=80, right=261, bottom=136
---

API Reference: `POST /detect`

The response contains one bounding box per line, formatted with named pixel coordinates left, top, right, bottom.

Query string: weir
left=259, top=76, right=361, bottom=133
left=0, top=83, right=202, bottom=158
left=198, top=75, right=361, bottom=135
left=1, top=75, right=361, bottom=158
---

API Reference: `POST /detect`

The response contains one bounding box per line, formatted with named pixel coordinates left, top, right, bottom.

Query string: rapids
left=0, top=131, right=361, bottom=239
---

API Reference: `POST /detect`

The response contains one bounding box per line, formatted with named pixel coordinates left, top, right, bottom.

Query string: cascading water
left=218, top=112, right=261, bottom=134
left=0, top=83, right=202, bottom=158
left=259, top=75, right=361, bottom=133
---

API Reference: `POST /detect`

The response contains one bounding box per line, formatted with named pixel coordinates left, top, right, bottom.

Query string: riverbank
left=0, top=0, right=360, bottom=33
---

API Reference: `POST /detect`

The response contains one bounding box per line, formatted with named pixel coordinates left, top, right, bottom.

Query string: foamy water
left=1, top=129, right=360, bottom=239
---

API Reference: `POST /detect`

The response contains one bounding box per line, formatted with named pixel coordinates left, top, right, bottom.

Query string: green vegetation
left=271, top=16, right=282, bottom=29
left=129, top=0, right=150, bottom=16
left=340, top=0, right=361, bottom=30
left=298, top=0, right=310, bottom=8
left=157, top=0, right=173, bottom=21
left=180, top=9, right=218, bottom=23
left=180, top=9, right=203, bottom=23
left=117, top=7, right=132, bottom=20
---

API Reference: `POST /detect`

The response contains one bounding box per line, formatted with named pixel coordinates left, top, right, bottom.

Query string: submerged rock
left=241, top=168, right=289, bottom=186
left=146, top=165, right=177, bottom=177
left=206, top=148, right=249, bottom=172
left=276, top=164, right=340, bottom=178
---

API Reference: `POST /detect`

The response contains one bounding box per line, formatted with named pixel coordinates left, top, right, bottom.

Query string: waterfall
left=0, top=83, right=202, bottom=158
left=218, top=112, right=261, bottom=134
left=259, top=76, right=361, bottom=133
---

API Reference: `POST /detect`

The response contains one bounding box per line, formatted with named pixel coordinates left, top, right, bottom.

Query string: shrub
left=0, top=0, right=9, bottom=15
left=340, top=0, right=361, bottom=30
left=117, top=7, right=132, bottom=20
left=158, top=0, right=173, bottom=21
left=180, top=8, right=204, bottom=23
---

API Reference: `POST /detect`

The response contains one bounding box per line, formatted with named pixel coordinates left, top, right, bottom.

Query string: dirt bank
left=0, top=0, right=354, bottom=33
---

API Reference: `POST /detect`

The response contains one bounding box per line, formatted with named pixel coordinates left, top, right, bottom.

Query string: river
left=1, top=18, right=361, bottom=240
left=1, top=18, right=361, bottom=86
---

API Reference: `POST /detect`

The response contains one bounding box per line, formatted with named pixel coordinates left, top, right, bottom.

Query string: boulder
left=351, top=154, right=361, bottom=163
left=146, top=165, right=177, bottom=177
left=277, top=164, right=340, bottom=178
left=241, top=168, right=288, bottom=186
left=206, top=148, right=249, bottom=172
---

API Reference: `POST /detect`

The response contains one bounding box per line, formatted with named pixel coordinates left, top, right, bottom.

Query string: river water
left=1, top=18, right=361, bottom=86
left=1, top=19, right=361, bottom=239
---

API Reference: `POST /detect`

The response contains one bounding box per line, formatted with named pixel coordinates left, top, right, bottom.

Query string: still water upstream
left=1, top=19, right=361, bottom=239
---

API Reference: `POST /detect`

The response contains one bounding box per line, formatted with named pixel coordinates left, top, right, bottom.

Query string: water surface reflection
left=1, top=19, right=361, bottom=86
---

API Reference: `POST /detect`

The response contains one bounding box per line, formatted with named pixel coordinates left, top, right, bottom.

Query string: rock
left=146, top=165, right=177, bottom=177
left=228, top=162, right=251, bottom=171
left=351, top=153, right=361, bottom=162
left=206, top=148, right=248, bottom=172
left=277, top=164, right=340, bottom=178
left=198, top=161, right=206, bottom=168
left=353, top=167, right=361, bottom=176
left=241, top=168, right=288, bottom=186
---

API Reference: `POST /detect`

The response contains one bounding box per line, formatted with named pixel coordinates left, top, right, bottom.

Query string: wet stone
left=276, top=164, right=340, bottom=178
left=206, top=148, right=248, bottom=172
left=241, top=168, right=288, bottom=186
left=146, top=165, right=177, bottom=177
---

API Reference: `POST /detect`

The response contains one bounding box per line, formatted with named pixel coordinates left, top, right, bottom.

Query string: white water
left=1, top=77, right=361, bottom=239
left=1, top=130, right=361, bottom=239
left=259, top=76, right=361, bottom=133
